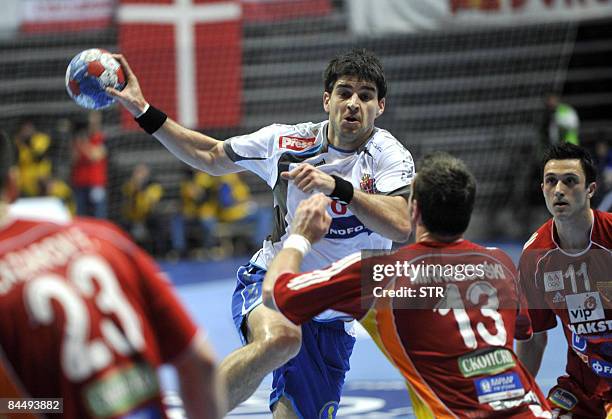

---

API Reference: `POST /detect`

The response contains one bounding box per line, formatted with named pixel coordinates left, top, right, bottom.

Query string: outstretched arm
left=107, top=54, right=242, bottom=176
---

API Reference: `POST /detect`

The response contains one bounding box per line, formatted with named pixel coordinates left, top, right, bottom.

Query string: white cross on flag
left=118, top=0, right=242, bottom=129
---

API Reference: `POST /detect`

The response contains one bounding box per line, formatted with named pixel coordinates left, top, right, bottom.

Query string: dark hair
left=0, top=131, right=15, bottom=192
left=413, top=152, right=476, bottom=237
left=323, top=48, right=387, bottom=99
left=542, top=142, right=597, bottom=185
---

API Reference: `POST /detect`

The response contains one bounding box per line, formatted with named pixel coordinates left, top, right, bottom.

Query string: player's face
left=324, top=77, right=384, bottom=149
left=542, top=159, right=595, bottom=221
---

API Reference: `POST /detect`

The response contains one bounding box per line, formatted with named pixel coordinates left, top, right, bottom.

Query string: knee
left=262, top=324, right=302, bottom=362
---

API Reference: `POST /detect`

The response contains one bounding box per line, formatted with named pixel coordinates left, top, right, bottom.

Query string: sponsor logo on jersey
left=568, top=320, right=612, bottom=335
left=84, top=362, right=159, bottom=417
left=474, top=372, right=525, bottom=404
left=544, top=271, right=564, bottom=292
left=325, top=215, right=372, bottom=239
left=278, top=136, right=316, bottom=151
left=590, top=359, right=612, bottom=378
left=458, top=348, right=516, bottom=378
left=488, top=390, right=540, bottom=411
left=359, top=174, right=377, bottom=194
left=571, top=332, right=587, bottom=353
left=566, top=292, right=605, bottom=324
left=552, top=291, right=565, bottom=304
left=548, top=387, right=578, bottom=411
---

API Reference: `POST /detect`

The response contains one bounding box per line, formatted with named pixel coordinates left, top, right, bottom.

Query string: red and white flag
left=118, top=0, right=242, bottom=129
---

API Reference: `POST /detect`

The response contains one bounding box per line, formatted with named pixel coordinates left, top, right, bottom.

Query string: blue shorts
left=231, top=262, right=356, bottom=418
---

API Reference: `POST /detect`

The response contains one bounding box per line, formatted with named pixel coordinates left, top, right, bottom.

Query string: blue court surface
left=158, top=243, right=565, bottom=418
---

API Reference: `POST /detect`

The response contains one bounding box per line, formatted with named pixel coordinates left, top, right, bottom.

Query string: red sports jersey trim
left=285, top=252, right=360, bottom=291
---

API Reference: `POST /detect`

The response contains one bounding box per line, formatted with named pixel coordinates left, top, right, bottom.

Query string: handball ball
left=65, top=49, right=125, bottom=110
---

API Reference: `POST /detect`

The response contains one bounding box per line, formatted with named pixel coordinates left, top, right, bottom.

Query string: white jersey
left=224, top=121, right=414, bottom=320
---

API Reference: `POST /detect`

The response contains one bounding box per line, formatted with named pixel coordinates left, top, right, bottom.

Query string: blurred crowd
left=10, top=111, right=270, bottom=259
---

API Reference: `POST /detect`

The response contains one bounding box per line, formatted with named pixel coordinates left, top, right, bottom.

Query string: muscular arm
left=349, top=191, right=411, bottom=242
left=107, top=54, right=242, bottom=176
left=153, top=118, right=242, bottom=176
left=515, top=331, right=548, bottom=377
left=262, top=248, right=303, bottom=311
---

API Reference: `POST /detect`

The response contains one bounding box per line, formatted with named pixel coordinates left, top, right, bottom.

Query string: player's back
left=363, top=240, right=550, bottom=418
left=0, top=217, right=197, bottom=418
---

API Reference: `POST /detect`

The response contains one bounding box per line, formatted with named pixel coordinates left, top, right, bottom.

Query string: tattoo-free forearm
left=349, top=192, right=411, bottom=242
left=515, top=332, right=547, bottom=377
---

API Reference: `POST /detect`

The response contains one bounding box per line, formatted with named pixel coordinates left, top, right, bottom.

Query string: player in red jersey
left=516, top=143, right=612, bottom=418
left=262, top=152, right=552, bottom=418
left=0, top=132, right=225, bottom=419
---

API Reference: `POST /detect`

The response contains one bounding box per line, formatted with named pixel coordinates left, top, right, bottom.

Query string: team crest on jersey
left=360, top=174, right=377, bottom=194
left=278, top=136, right=316, bottom=151
left=548, top=387, right=578, bottom=411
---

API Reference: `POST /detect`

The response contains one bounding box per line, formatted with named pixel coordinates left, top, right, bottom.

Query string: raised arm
left=107, top=54, right=242, bottom=176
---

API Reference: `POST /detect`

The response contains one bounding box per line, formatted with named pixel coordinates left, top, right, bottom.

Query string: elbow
left=389, top=220, right=412, bottom=243
left=261, top=282, right=276, bottom=311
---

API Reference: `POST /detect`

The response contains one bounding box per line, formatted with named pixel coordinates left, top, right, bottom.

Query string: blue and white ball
left=65, top=48, right=126, bottom=110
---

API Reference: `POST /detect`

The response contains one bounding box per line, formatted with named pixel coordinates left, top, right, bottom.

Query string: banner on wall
left=348, top=0, right=612, bottom=35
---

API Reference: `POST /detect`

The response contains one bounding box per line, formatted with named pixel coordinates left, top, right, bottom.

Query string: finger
left=105, top=87, right=121, bottom=98
left=112, top=53, right=136, bottom=81
left=280, top=171, right=294, bottom=180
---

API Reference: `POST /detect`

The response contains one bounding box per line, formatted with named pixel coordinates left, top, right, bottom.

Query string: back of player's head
left=413, top=152, right=476, bottom=236
left=0, top=131, right=14, bottom=193
left=324, top=48, right=387, bottom=99
left=542, top=142, right=597, bottom=185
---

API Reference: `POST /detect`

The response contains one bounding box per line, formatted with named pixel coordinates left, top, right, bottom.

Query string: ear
left=586, top=181, right=597, bottom=199
left=411, top=198, right=421, bottom=227
left=376, top=98, right=385, bottom=118
left=323, top=91, right=331, bottom=113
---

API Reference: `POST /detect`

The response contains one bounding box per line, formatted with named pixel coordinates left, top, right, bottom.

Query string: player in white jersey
left=108, top=48, right=414, bottom=418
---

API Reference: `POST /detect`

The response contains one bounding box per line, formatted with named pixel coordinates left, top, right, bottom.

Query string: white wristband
left=283, top=234, right=311, bottom=256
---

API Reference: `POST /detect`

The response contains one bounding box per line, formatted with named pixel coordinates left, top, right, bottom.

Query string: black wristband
left=135, top=105, right=167, bottom=134
left=328, top=175, right=354, bottom=205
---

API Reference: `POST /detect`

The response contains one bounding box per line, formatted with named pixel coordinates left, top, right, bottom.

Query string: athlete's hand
left=292, top=194, right=332, bottom=243
left=106, top=54, right=148, bottom=117
left=281, top=164, right=335, bottom=195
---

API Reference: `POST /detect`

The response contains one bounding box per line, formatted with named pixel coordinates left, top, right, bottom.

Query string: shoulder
left=366, top=129, right=413, bottom=164
left=522, top=220, right=555, bottom=252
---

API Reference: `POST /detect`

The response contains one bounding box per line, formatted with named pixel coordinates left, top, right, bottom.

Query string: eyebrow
left=335, top=83, right=377, bottom=93
left=544, top=172, right=580, bottom=177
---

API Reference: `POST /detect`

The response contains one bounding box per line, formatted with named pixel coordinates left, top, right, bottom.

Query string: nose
left=347, top=93, right=359, bottom=111
left=554, top=181, right=565, bottom=197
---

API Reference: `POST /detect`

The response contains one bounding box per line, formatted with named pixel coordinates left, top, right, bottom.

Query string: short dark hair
left=0, top=131, right=14, bottom=192
left=323, top=48, right=387, bottom=99
left=542, top=142, right=597, bottom=185
left=413, top=152, right=476, bottom=237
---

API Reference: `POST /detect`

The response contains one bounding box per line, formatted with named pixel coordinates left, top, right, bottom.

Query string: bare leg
left=218, top=304, right=302, bottom=412
left=273, top=396, right=300, bottom=419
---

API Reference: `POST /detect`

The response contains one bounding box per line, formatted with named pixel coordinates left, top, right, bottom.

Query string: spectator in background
left=593, top=138, right=612, bottom=211
left=544, top=94, right=580, bottom=146
left=170, top=169, right=219, bottom=258
left=71, top=111, right=108, bottom=218
left=13, top=119, right=52, bottom=197
left=218, top=173, right=270, bottom=247
left=122, top=163, right=165, bottom=255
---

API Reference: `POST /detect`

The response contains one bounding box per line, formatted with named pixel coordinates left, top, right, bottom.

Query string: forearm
left=515, top=331, right=547, bottom=377
left=153, top=119, right=237, bottom=176
left=349, top=192, right=411, bottom=242
left=262, top=248, right=304, bottom=311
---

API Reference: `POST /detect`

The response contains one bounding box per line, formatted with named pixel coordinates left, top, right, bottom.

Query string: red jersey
left=0, top=217, right=198, bottom=418
left=71, top=132, right=107, bottom=187
left=274, top=239, right=551, bottom=418
left=518, top=210, right=612, bottom=403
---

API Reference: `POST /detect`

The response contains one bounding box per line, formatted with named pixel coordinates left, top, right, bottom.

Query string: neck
left=554, top=208, right=594, bottom=252
left=415, top=225, right=463, bottom=244
left=326, top=123, right=372, bottom=151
